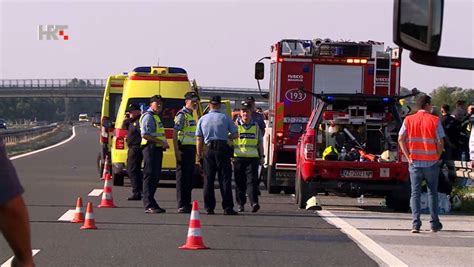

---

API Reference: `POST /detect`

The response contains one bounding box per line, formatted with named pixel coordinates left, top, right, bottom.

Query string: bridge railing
left=0, top=79, right=106, bottom=88
left=0, top=124, right=59, bottom=145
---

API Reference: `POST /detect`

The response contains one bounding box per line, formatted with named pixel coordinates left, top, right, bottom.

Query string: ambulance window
left=126, top=98, right=184, bottom=128
left=109, top=93, right=122, bottom=122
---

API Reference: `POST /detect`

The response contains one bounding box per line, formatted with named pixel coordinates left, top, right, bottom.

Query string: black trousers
left=234, top=158, right=259, bottom=206
left=142, top=145, right=163, bottom=210
left=203, top=145, right=234, bottom=212
left=176, top=145, right=196, bottom=209
left=127, top=146, right=143, bottom=196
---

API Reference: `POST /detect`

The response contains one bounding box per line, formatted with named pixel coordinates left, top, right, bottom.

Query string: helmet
left=323, top=146, right=338, bottom=160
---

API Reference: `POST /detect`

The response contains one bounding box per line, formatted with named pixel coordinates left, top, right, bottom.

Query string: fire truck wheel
left=284, top=187, right=295, bottom=194
left=266, top=167, right=281, bottom=194
left=113, top=173, right=125, bottom=186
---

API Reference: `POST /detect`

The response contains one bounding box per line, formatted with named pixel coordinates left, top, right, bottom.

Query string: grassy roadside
left=6, top=124, right=73, bottom=157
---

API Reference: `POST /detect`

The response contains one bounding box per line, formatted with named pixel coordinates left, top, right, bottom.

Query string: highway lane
left=1, top=125, right=377, bottom=266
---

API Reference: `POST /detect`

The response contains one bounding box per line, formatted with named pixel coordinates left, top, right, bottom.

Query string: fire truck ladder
left=373, top=50, right=392, bottom=95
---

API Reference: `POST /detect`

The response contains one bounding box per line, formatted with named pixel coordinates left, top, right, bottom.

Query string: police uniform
left=195, top=95, right=238, bottom=215
left=174, top=92, right=198, bottom=213
left=140, top=95, right=167, bottom=213
left=233, top=105, right=262, bottom=213
left=123, top=103, right=143, bottom=200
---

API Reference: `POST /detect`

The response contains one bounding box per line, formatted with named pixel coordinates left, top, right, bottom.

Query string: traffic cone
left=101, top=155, right=111, bottom=180
left=179, top=201, right=209, bottom=250
left=80, top=202, right=98, bottom=230
left=98, top=173, right=117, bottom=208
left=71, top=197, right=84, bottom=223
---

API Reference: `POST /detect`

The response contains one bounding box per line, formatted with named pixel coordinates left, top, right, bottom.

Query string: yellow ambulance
left=97, top=74, right=127, bottom=175
left=111, top=66, right=201, bottom=186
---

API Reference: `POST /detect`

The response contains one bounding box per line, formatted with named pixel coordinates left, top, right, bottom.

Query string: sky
left=0, top=0, right=473, bottom=93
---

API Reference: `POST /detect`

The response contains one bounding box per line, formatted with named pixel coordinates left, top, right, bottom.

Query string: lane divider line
left=57, top=209, right=76, bottom=221
left=88, top=189, right=104, bottom=196
left=10, top=126, right=77, bottom=160
left=1, top=249, right=40, bottom=267
left=317, top=210, right=408, bottom=267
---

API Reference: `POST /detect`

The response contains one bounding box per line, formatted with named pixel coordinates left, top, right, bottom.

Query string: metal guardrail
left=0, top=79, right=106, bottom=88
left=0, top=124, right=58, bottom=145
left=446, top=160, right=474, bottom=181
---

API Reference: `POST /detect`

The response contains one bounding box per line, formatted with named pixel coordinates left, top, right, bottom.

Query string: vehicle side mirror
left=393, top=0, right=474, bottom=70
left=289, top=123, right=304, bottom=134
left=255, top=62, right=265, bottom=80
left=393, top=0, right=443, bottom=53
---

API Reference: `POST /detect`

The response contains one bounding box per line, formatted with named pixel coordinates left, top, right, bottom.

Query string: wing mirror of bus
left=289, top=123, right=304, bottom=134
left=255, top=62, right=265, bottom=80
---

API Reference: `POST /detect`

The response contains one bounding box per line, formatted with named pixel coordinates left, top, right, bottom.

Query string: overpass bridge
left=0, top=79, right=269, bottom=102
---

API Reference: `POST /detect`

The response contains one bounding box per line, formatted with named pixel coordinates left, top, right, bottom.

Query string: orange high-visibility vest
left=404, top=111, right=440, bottom=161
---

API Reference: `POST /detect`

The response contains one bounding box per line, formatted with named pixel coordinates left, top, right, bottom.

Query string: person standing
left=173, top=92, right=199, bottom=213
left=123, top=103, right=143, bottom=201
left=233, top=102, right=264, bottom=213
left=140, top=95, right=169, bottom=214
left=398, top=95, right=444, bottom=233
left=440, top=104, right=459, bottom=160
left=0, top=139, right=34, bottom=267
left=244, top=96, right=266, bottom=133
left=195, top=95, right=239, bottom=215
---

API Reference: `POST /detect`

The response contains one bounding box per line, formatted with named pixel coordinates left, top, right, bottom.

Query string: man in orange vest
left=399, top=95, right=445, bottom=233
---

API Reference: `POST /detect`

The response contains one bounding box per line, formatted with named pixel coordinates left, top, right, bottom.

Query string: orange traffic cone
left=179, top=201, right=209, bottom=250
left=80, top=202, right=98, bottom=230
left=71, top=197, right=84, bottom=223
left=101, top=155, right=111, bottom=180
left=98, top=173, right=117, bottom=208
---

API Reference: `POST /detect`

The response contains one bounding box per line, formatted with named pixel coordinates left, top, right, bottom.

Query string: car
left=295, top=94, right=411, bottom=211
left=110, top=66, right=203, bottom=186
left=0, top=119, right=7, bottom=129
left=78, top=113, right=89, bottom=122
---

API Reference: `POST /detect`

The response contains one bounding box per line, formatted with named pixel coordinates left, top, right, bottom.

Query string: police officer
left=123, top=103, right=143, bottom=201
left=140, top=95, right=169, bottom=214
left=195, top=95, right=239, bottom=215
left=173, top=92, right=199, bottom=213
left=244, top=96, right=266, bottom=133
left=233, top=102, right=264, bottom=213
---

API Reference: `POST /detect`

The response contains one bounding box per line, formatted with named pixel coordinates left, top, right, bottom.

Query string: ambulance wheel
left=97, top=152, right=104, bottom=176
left=296, top=176, right=310, bottom=209
left=113, top=173, right=125, bottom=186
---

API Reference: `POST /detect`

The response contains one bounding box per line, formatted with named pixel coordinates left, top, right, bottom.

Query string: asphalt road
left=1, top=125, right=378, bottom=266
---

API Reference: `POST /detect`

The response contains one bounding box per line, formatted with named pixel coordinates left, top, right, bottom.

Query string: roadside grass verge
left=6, top=124, right=73, bottom=157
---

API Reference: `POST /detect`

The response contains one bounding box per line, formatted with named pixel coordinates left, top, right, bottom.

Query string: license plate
left=340, top=169, right=373, bottom=178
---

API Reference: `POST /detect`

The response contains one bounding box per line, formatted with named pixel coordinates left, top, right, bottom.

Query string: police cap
left=210, top=95, right=221, bottom=105
left=245, top=96, right=256, bottom=103
left=150, top=95, right=162, bottom=104
left=127, top=103, right=141, bottom=112
left=184, top=92, right=199, bottom=101
left=240, top=101, right=251, bottom=111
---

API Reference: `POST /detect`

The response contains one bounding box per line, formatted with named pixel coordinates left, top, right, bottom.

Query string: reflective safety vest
left=404, top=111, right=439, bottom=161
left=233, top=122, right=259, bottom=158
left=175, top=109, right=196, bottom=146
left=139, top=112, right=166, bottom=147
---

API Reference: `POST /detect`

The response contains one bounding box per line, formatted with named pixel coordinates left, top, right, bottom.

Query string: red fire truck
left=255, top=39, right=402, bottom=195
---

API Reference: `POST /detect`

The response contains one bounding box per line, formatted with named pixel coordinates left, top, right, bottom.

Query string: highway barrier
left=0, top=123, right=58, bottom=145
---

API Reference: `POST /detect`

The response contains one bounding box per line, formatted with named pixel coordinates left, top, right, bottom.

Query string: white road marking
left=10, top=126, right=77, bottom=160
left=317, top=210, right=408, bottom=267
left=1, top=249, right=40, bottom=267
left=88, top=189, right=103, bottom=196
left=57, top=209, right=76, bottom=221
